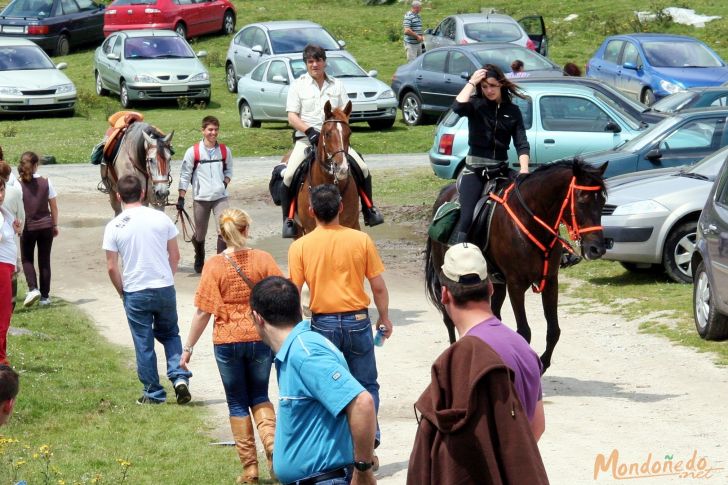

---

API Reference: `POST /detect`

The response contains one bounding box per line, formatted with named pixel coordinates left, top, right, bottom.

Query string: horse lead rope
left=489, top=176, right=603, bottom=293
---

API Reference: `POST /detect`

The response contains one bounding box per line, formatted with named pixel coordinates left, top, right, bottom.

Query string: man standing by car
left=177, top=115, right=233, bottom=273
left=280, top=44, right=383, bottom=238
left=403, top=1, right=424, bottom=61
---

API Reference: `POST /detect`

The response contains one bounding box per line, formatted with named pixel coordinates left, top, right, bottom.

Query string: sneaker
left=136, top=395, right=164, bottom=405
left=23, top=289, right=41, bottom=307
left=174, top=380, right=191, bottom=405
left=39, top=297, right=51, bottom=306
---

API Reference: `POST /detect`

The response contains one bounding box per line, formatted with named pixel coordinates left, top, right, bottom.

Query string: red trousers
left=0, top=262, right=14, bottom=365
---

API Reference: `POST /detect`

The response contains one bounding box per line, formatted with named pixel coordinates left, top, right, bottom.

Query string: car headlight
left=0, top=86, right=22, bottom=95
left=133, top=74, right=157, bottom=83
left=188, top=72, right=209, bottom=82
left=659, top=79, right=684, bottom=94
left=377, top=89, right=395, bottom=99
left=54, top=83, right=75, bottom=94
left=611, top=199, right=670, bottom=216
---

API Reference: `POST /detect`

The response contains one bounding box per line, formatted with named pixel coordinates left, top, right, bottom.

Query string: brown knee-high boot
left=251, top=402, right=276, bottom=478
left=229, top=416, right=259, bottom=484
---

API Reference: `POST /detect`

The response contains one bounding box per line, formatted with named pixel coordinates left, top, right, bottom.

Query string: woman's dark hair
left=18, top=151, right=39, bottom=184
left=510, top=59, right=524, bottom=72
left=476, top=63, right=527, bottom=102
left=563, top=62, right=582, bottom=77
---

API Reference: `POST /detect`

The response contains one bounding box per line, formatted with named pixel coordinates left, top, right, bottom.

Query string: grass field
left=2, top=0, right=728, bottom=163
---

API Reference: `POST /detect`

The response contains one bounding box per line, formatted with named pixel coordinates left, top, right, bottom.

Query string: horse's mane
left=328, top=107, right=349, bottom=122
left=529, top=157, right=606, bottom=193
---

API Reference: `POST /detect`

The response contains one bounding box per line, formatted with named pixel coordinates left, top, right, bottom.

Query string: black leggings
left=456, top=170, right=485, bottom=234
left=21, top=227, right=54, bottom=298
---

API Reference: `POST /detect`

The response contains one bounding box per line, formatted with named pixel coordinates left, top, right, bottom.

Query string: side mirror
left=605, top=121, right=621, bottom=133
left=460, top=71, right=471, bottom=80
left=645, top=148, right=662, bottom=160
left=252, top=45, right=263, bottom=54
left=338, top=40, right=346, bottom=48
left=425, top=28, right=433, bottom=34
left=622, top=61, right=638, bottom=71
left=107, top=53, right=120, bottom=61
left=271, top=74, right=289, bottom=84
left=56, top=62, right=68, bottom=70
left=368, top=69, right=378, bottom=78
left=196, top=50, right=207, bottom=58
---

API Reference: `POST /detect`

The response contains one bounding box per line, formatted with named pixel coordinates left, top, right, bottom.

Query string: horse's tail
left=424, top=236, right=440, bottom=311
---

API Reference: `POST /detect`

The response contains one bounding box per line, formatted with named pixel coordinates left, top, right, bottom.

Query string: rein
left=489, top=176, right=603, bottom=293
left=318, top=119, right=350, bottom=182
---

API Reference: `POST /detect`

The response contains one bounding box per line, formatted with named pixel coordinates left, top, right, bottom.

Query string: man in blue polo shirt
left=250, top=276, right=377, bottom=485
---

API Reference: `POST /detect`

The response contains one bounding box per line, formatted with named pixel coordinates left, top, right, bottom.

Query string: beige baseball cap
left=441, top=243, right=488, bottom=284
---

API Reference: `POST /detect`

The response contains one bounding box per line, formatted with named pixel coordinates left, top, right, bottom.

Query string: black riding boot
left=192, top=239, right=205, bottom=274
left=360, top=174, right=384, bottom=227
left=216, top=235, right=227, bottom=254
left=280, top=187, right=297, bottom=239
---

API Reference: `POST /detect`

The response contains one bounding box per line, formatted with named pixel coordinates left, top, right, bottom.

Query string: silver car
left=424, top=13, right=548, bottom=56
left=225, top=20, right=351, bottom=93
left=93, top=29, right=210, bottom=108
left=0, top=37, right=76, bottom=115
left=236, top=53, right=397, bottom=130
left=602, top=145, right=728, bottom=283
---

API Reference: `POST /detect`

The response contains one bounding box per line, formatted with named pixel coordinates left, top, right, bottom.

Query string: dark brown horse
left=425, top=159, right=608, bottom=372
left=293, top=101, right=360, bottom=236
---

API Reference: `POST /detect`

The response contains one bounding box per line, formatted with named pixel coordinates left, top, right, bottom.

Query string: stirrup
left=282, top=219, right=296, bottom=239
left=97, top=178, right=111, bottom=194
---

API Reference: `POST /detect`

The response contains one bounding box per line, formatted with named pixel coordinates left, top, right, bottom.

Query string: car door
left=518, top=15, right=547, bottom=56
left=616, top=41, right=646, bottom=100
left=417, top=49, right=449, bottom=112
left=638, top=116, right=727, bottom=172
left=260, top=59, right=289, bottom=119
left=702, top=165, right=728, bottom=300
left=534, top=95, right=625, bottom=164
left=58, top=0, right=83, bottom=41
left=443, top=50, right=474, bottom=100
left=96, top=34, right=117, bottom=89
left=107, top=34, right=124, bottom=88
left=589, top=39, right=624, bottom=90
left=426, top=17, right=455, bottom=50
left=174, top=0, right=201, bottom=36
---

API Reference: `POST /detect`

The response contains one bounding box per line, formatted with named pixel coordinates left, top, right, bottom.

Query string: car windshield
left=683, top=146, right=728, bottom=178
left=617, top=116, right=683, bottom=152
left=0, top=0, right=54, bottom=17
left=642, top=41, right=723, bottom=68
left=593, top=90, right=642, bottom=130
left=0, top=45, right=55, bottom=70
left=124, top=37, right=194, bottom=59
left=651, top=91, right=697, bottom=113
left=269, top=27, right=340, bottom=54
left=463, top=21, right=522, bottom=42
left=473, top=46, right=556, bottom=72
left=290, top=57, right=366, bottom=79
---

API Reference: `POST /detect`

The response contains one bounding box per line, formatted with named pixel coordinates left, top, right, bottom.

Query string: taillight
left=145, top=8, right=161, bottom=13
left=438, top=134, right=454, bottom=155
left=27, top=25, right=49, bottom=34
left=526, top=39, right=536, bottom=51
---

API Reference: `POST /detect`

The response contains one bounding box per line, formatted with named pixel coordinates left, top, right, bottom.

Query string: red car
left=103, top=0, right=235, bottom=39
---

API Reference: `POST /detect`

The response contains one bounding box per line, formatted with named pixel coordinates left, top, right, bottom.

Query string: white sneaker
left=39, top=297, right=51, bottom=306
left=23, top=289, right=41, bottom=307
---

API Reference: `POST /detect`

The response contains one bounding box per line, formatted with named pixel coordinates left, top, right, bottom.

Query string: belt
left=288, top=465, right=350, bottom=485
left=312, top=309, right=368, bottom=318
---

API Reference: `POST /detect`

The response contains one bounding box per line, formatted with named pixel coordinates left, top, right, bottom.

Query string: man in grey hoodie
left=177, top=116, right=233, bottom=273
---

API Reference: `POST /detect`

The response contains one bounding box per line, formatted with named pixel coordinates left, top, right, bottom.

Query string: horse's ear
left=324, top=100, right=333, bottom=118
left=163, top=130, right=174, bottom=144
left=596, top=161, right=608, bottom=176
left=142, top=130, right=156, bottom=147
left=344, top=100, right=352, bottom=117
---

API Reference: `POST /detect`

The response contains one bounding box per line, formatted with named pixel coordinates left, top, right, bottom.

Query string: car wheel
left=662, top=221, right=697, bottom=283
left=95, top=71, right=108, bottom=96
left=226, top=63, right=238, bottom=93
left=401, top=92, right=423, bottom=126
left=120, top=81, right=132, bottom=108
left=641, top=88, right=656, bottom=106
left=222, top=10, right=235, bottom=35
left=239, top=101, right=260, bottom=128
left=367, top=119, right=395, bottom=130
left=693, top=261, right=728, bottom=340
left=174, top=22, right=187, bottom=39
left=54, top=34, right=70, bottom=56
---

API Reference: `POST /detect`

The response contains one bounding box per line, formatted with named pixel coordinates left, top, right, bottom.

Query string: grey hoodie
left=178, top=141, right=233, bottom=201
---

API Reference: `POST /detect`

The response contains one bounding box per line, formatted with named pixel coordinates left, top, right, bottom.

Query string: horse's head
left=319, top=100, right=352, bottom=182
left=142, top=129, right=174, bottom=204
left=566, top=160, right=609, bottom=261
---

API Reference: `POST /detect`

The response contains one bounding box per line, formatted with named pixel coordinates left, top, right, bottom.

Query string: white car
left=0, top=37, right=76, bottom=115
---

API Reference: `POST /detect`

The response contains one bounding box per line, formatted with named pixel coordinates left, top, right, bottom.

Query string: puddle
left=63, top=218, right=108, bottom=228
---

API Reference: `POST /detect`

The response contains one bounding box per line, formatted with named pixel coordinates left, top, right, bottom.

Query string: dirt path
left=44, top=161, right=728, bottom=484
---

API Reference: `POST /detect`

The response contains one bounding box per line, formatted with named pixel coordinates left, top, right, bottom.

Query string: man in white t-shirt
left=102, top=175, right=192, bottom=405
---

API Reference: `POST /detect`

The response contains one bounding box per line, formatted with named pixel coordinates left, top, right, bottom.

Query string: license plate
left=161, top=85, right=187, bottom=92
left=28, top=98, right=52, bottom=105
left=2, top=26, right=24, bottom=33
left=355, top=103, right=377, bottom=112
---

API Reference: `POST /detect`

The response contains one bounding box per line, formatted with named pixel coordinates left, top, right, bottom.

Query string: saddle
left=269, top=147, right=313, bottom=207
left=103, top=111, right=144, bottom=164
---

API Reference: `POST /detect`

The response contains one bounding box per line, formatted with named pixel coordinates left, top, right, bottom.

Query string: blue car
left=586, top=34, right=728, bottom=106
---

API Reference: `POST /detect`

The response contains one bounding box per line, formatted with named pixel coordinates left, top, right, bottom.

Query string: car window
left=659, top=118, right=722, bottom=151
left=175, top=0, right=193, bottom=5
left=240, top=28, right=256, bottom=48
left=622, top=42, right=642, bottom=67
left=252, top=28, right=269, bottom=53
left=513, top=96, right=533, bottom=130
left=101, top=35, right=116, bottom=55
left=421, top=50, right=447, bottom=73
left=0, top=45, right=55, bottom=70
left=474, top=46, right=556, bottom=72
left=76, top=0, right=97, bottom=10
left=540, top=96, right=611, bottom=132
left=710, top=95, right=728, bottom=108
left=689, top=146, right=728, bottom=179
left=643, top=41, right=723, bottom=68
left=60, top=0, right=80, bottom=14
left=124, top=36, right=194, bottom=59
left=447, top=51, right=474, bottom=76
left=603, top=40, right=624, bottom=64
left=442, top=18, right=456, bottom=39
left=112, top=37, right=122, bottom=57
left=111, top=0, right=155, bottom=4
left=326, top=57, right=367, bottom=77
left=1, top=0, right=54, bottom=16
left=250, top=61, right=266, bottom=81
left=269, top=27, right=340, bottom=54
left=464, top=21, right=522, bottom=42
left=266, top=60, right=288, bottom=83
left=289, top=59, right=307, bottom=79
left=593, top=90, right=642, bottom=130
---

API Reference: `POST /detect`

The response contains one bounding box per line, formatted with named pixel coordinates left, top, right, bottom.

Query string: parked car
left=93, top=29, right=210, bottom=108
left=0, top=0, right=105, bottom=56
left=424, top=13, right=548, bottom=56
left=651, top=86, right=728, bottom=114
left=580, top=108, right=728, bottom=178
left=428, top=81, right=647, bottom=179
left=225, top=20, right=350, bottom=93
left=391, top=43, right=563, bottom=126
left=103, top=0, right=235, bottom=40
left=692, top=153, right=728, bottom=339
left=586, top=33, right=728, bottom=106
left=0, top=37, right=76, bottom=115
left=601, top=146, right=728, bottom=283
left=236, top=53, right=396, bottom=130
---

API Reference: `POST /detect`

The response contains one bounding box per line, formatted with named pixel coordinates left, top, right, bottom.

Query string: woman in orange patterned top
left=180, top=208, right=282, bottom=484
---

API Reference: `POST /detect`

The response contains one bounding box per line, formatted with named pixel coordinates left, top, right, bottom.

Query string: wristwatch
left=183, top=345, right=194, bottom=355
left=353, top=461, right=374, bottom=472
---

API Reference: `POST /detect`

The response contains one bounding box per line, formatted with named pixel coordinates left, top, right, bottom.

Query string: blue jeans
left=288, top=466, right=353, bottom=485
left=122, top=286, right=192, bottom=402
left=214, top=340, right=273, bottom=416
left=311, top=310, right=380, bottom=445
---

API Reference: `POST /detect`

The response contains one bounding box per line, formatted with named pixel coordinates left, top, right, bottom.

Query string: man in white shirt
left=279, top=44, right=383, bottom=238
left=103, top=175, right=192, bottom=405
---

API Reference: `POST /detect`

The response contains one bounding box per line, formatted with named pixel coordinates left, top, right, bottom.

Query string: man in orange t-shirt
left=288, top=184, right=392, bottom=451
